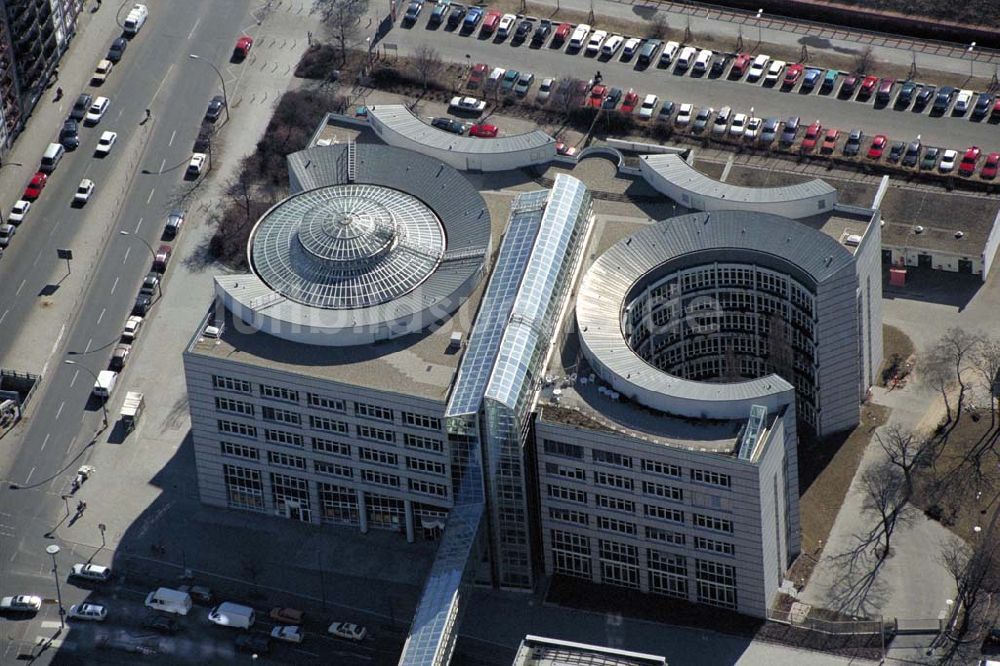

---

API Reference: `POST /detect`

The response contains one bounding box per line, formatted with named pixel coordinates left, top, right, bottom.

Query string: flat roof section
left=879, top=187, right=998, bottom=257
left=514, top=635, right=668, bottom=666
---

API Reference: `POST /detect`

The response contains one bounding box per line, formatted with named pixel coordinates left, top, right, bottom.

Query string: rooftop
left=513, top=635, right=667, bottom=666
left=878, top=186, right=998, bottom=257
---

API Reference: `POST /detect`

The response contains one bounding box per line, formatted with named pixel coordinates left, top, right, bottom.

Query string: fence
left=766, top=606, right=889, bottom=635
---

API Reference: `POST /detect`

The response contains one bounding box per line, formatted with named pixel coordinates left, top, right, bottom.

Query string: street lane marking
left=24, top=467, right=34, bottom=485
left=40, top=622, right=62, bottom=630
left=135, top=217, right=143, bottom=233
left=41, top=433, right=50, bottom=451
left=169, top=130, right=176, bottom=146
left=15, top=279, right=26, bottom=296
left=40, top=323, right=67, bottom=379
left=0, top=309, right=7, bottom=324
left=70, top=370, right=79, bottom=387
left=146, top=188, right=155, bottom=205
left=111, top=276, right=119, bottom=294
left=84, top=338, right=92, bottom=353
left=97, top=307, right=105, bottom=324
left=159, top=158, right=166, bottom=172
left=151, top=63, right=175, bottom=105
left=55, top=402, right=64, bottom=420
left=123, top=247, right=131, bottom=264
left=188, top=16, right=202, bottom=40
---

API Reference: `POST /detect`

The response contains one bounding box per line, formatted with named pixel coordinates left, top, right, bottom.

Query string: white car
left=693, top=49, right=713, bottom=73
left=74, top=178, right=95, bottom=204
left=187, top=153, right=207, bottom=176
left=271, top=625, right=304, bottom=643
left=568, top=24, right=591, bottom=49
left=497, top=13, right=516, bottom=38
left=638, top=94, right=658, bottom=119
left=84, top=96, right=110, bottom=124
left=747, top=54, right=770, bottom=81
left=487, top=67, right=505, bottom=89
left=328, top=622, right=367, bottom=641
left=70, top=563, right=112, bottom=582
left=953, top=89, right=973, bottom=114
left=123, top=315, right=144, bottom=341
left=448, top=96, right=487, bottom=113
left=536, top=77, right=554, bottom=103
left=938, top=149, right=958, bottom=172
left=92, top=59, right=113, bottom=84
left=68, top=602, right=107, bottom=622
left=8, top=200, right=30, bottom=225
left=675, top=103, right=694, bottom=126
left=711, top=106, right=732, bottom=135
left=0, top=595, right=42, bottom=612
left=0, top=224, right=16, bottom=247
left=729, top=113, right=748, bottom=137
left=585, top=30, right=608, bottom=54
left=95, top=131, right=117, bottom=156
left=601, top=34, right=624, bottom=56
left=764, top=60, right=786, bottom=84
left=621, top=37, right=642, bottom=58
left=744, top=116, right=762, bottom=141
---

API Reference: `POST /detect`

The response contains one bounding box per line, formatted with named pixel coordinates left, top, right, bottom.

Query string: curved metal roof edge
left=368, top=104, right=555, bottom=153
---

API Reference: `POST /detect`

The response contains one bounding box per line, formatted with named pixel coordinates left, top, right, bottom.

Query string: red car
left=153, top=244, right=172, bottom=272
left=234, top=36, right=253, bottom=59
left=620, top=89, right=639, bottom=113
left=469, top=123, right=498, bottom=138
left=840, top=74, right=858, bottom=95
left=552, top=22, right=572, bottom=44
left=481, top=10, right=502, bottom=34
left=801, top=121, right=822, bottom=151
left=730, top=53, right=752, bottom=78
left=859, top=75, right=878, bottom=98
left=23, top=172, right=48, bottom=200
left=867, top=134, right=888, bottom=159
left=982, top=152, right=1000, bottom=179
left=555, top=142, right=578, bottom=157
left=958, top=146, right=981, bottom=176
left=782, top=64, right=804, bottom=87
left=468, top=63, right=489, bottom=88
left=821, top=128, right=839, bottom=152
left=587, top=84, right=607, bottom=108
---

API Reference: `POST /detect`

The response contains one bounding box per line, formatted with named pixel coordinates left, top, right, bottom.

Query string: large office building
left=183, top=129, right=882, bottom=664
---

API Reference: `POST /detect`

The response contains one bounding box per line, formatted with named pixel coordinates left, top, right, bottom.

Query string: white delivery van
left=693, top=49, right=713, bottom=73
left=659, top=41, right=680, bottom=65
left=568, top=24, right=591, bottom=50
left=144, top=587, right=192, bottom=615
left=123, top=4, right=149, bottom=36
left=40, top=143, right=65, bottom=173
left=92, top=370, right=118, bottom=398
left=208, top=602, right=256, bottom=629
left=675, top=46, right=697, bottom=70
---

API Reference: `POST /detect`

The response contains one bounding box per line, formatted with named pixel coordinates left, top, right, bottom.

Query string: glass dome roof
left=251, top=184, right=445, bottom=310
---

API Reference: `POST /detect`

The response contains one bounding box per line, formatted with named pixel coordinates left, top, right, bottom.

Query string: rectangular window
left=642, top=459, right=682, bottom=478
left=545, top=462, right=586, bottom=481
left=408, top=478, right=448, bottom=497
left=691, top=469, right=732, bottom=488
left=548, top=507, right=589, bottom=526
left=402, top=412, right=441, bottom=430
left=223, top=464, right=264, bottom=511
left=403, top=433, right=444, bottom=454
left=406, top=457, right=446, bottom=475
left=359, top=447, right=398, bottom=467
left=642, top=480, right=683, bottom=502
left=362, top=469, right=400, bottom=488
left=644, top=504, right=684, bottom=524
left=260, top=384, right=299, bottom=403
left=551, top=529, right=592, bottom=578
left=214, top=396, right=255, bottom=416
left=598, top=539, right=640, bottom=589
left=220, top=441, right=259, bottom=461
left=310, top=415, right=349, bottom=434
left=595, top=494, right=635, bottom=513
left=592, top=449, right=632, bottom=469
left=264, top=429, right=304, bottom=448
left=218, top=419, right=257, bottom=439
left=357, top=424, right=395, bottom=443
left=267, top=450, right=306, bottom=470
left=694, top=536, right=735, bottom=556
left=594, top=471, right=633, bottom=491
left=691, top=490, right=733, bottom=512
left=696, top=559, right=737, bottom=609
left=596, top=516, right=637, bottom=535
left=543, top=439, right=584, bottom=460
left=261, top=406, right=301, bottom=426
left=355, top=402, right=394, bottom=422
left=314, top=460, right=353, bottom=479
left=213, top=375, right=252, bottom=393
left=318, top=482, right=358, bottom=525
left=307, top=393, right=345, bottom=412
left=648, top=549, right=688, bottom=599
left=692, top=513, right=734, bottom=534
left=547, top=484, right=587, bottom=505
left=311, top=437, right=351, bottom=457
left=645, top=526, right=686, bottom=546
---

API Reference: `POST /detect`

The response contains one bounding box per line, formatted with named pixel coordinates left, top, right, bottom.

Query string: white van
left=144, top=588, right=192, bottom=615
left=675, top=46, right=697, bottom=70
left=123, top=4, right=148, bottom=36
left=40, top=143, right=65, bottom=173
left=693, top=49, right=713, bottom=73
left=208, top=602, right=256, bottom=629
left=746, top=54, right=770, bottom=81
left=568, top=24, right=591, bottom=50
left=659, top=40, right=680, bottom=65
left=92, top=370, right=118, bottom=398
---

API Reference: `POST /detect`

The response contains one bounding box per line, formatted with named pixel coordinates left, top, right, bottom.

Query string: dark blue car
left=801, top=68, right=822, bottom=90
left=462, top=6, right=482, bottom=31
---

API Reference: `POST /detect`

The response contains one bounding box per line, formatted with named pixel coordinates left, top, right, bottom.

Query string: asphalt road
left=390, top=17, right=1000, bottom=153
left=0, top=0, right=251, bottom=661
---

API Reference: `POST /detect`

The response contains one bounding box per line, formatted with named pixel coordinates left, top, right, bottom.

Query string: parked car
left=693, top=107, right=712, bottom=132
left=840, top=73, right=858, bottom=96
left=431, top=117, right=466, bottom=134
left=779, top=116, right=800, bottom=145
left=782, top=64, right=803, bottom=88
left=801, top=121, right=822, bottom=151
left=271, top=625, right=304, bottom=643
left=601, top=34, right=624, bottom=57
left=585, top=29, right=608, bottom=55
left=552, top=22, right=573, bottom=45
left=111, top=342, right=132, bottom=371
left=143, top=613, right=179, bottom=634
left=982, top=152, right=1000, bottom=179
left=875, top=78, right=895, bottom=103
left=233, top=35, right=253, bottom=59
left=915, top=84, right=935, bottom=108
left=710, top=106, right=731, bottom=135
left=107, top=37, right=127, bottom=62
left=187, top=153, right=207, bottom=176
left=858, top=75, right=878, bottom=98
left=843, top=128, right=863, bottom=156
left=932, top=86, right=955, bottom=112
left=269, top=607, right=305, bottom=624
left=801, top=68, right=823, bottom=90
left=621, top=37, right=642, bottom=59
left=531, top=20, right=551, bottom=45
left=896, top=81, right=918, bottom=107
left=536, top=77, right=554, bottom=102
left=140, top=271, right=160, bottom=296
left=480, top=11, right=502, bottom=35
left=446, top=4, right=466, bottom=28
left=429, top=0, right=451, bottom=26
left=743, top=116, right=762, bottom=141
left=657, top=100, right=675, bottom=122
left=763, top=60, right=786, bottom=85
left=728, top=113, right=747, bottom=137
left=60, top=120, right=79, bottom=149
left=23, top=172, right=48, bottom=200
left=73, top=178, right=95, bottom=205
left=123, top=315, right=144, bottom=340
left=513, top=72, right=534, bottom=96
left=512, top=19, right=533, bottom=41
left=760, top=117, right=780, bottom=144
left=235, top=634, right=270, bottom=654
left=902, top=138, right=922, bottom=167
left=329, top=622, right=367, bottom=641
left=68, top=602, right=107, bottom=622
left=867, top=134, right=888, bottom=159
left=620, top=89, right=639, bottom=113
left=70, top=93, right=93, bottom=121
left=730, top=53, right=752, bottom=78
left=675, top=103, right=693, bottom=126
left=95, top=131, right=117, bottom=156
left=7, top=200, right=30, bottom=225
left=133, top=294, right=152, bottom=316
left=600, top=87, right=620, bottom=109
left=165, top=209, right=185, bottom=238
left=467, top=63, right=489, bottom=88
left=587, top=84, right=608, bottom=108
left=92, top=59, right=113, bottom=84
left=449, top=96, right=486, bottom=113
left=920, top=146, right=940, bottom=170
left=0, top=224, right=16, bottom=247
left=500, top=69, right=520, bottom=92
left=638, top=94, right=658, bottom=119
left=746, top=54, right=770, bottom=82
left=469, top=123, right=498, bottom=138
left=958, top=146, right=981, bottom=176
left=972, top=92, right=993, bottom=118
left=820, top=69, right=838, bottom=92
left=153, top=244, right=172, bottom=272
left=710, top=53, right=729, bottom=76
left=820, top=128, right=839, bottom=153
left=0, top=595, right=42, bottom=612
left=84, top=97, right=110, bottom=125
left=496, top=13, right=517, bottom=38
left=205, top=95, right=226, bottom=122
left=888, top=141, right=905, bottom=163
left=938, top=149, right=958, bottom=172
left=461, top=6, right=482, bottom=31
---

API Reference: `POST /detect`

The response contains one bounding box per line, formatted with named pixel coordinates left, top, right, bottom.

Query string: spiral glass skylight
left=251, top=184, right=445, bottom=309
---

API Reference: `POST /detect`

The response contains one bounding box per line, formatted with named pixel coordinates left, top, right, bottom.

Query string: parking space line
left=159, top=158, right=166, bottom=172
left=84, top=338, right=93, bottom=353
left=0, top=309, right=7, bottom=324
left=24, top=467, right=34, bottom=485
left=169, top=130, right=176, bottom=146
left=188, top=16, right=202, bottom=40
left=55, top=402, right=64, bottom=420
left=15, top=279, right=26, bottom=296
left=97, top=307, right=105, bottom=324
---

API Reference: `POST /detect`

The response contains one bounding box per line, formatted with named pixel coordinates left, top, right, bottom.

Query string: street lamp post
left=188, top=54, right=229, bottom=123
left=119, top=231, right=162, bottom=296
left=968, top=42, right=976, bottom=78
left=61, top=495, right=72, bottom=517
left=756, top=8, right=764, bottom=47
left=98, top=523, right=107, bottom=552
left=45, top=545, right=65, bottom=631
left=63, top=360, right=108, bottom=428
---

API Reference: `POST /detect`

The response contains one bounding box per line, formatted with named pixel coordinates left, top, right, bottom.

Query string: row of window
left=546, top=484, right=734, bottom=533
left=217, top=418, right=445, bottom=455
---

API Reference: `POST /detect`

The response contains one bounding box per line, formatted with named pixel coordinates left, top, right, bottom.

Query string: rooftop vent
left=914, top=225, right=924, bottom=234
left=955, top=231, right=965, bottom=239
left=448, top=331, right=463, bottom=350
left=844, top=234, right=862, bottom=247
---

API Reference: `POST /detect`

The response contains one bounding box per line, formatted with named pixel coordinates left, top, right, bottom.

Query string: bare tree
left=931, top=327, right=982, bottom=412
left=313, top=0, right=370, bottom=66
left=876, top=424, right=933, bottom=496
left=924, top=347, right=955, bottom=425
left=855, top=45, right=874, bottom=73
left=550, top=76, right=587, bottom=120
left=971, top=336, right=1000, bottom=427
left=860, top=461, right=911, bottom=561
left=647, top=14, right=669, bottom=40
left=410, top=44, right=443, bottom=91
left=940, top=532, right=1000, bottom=637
